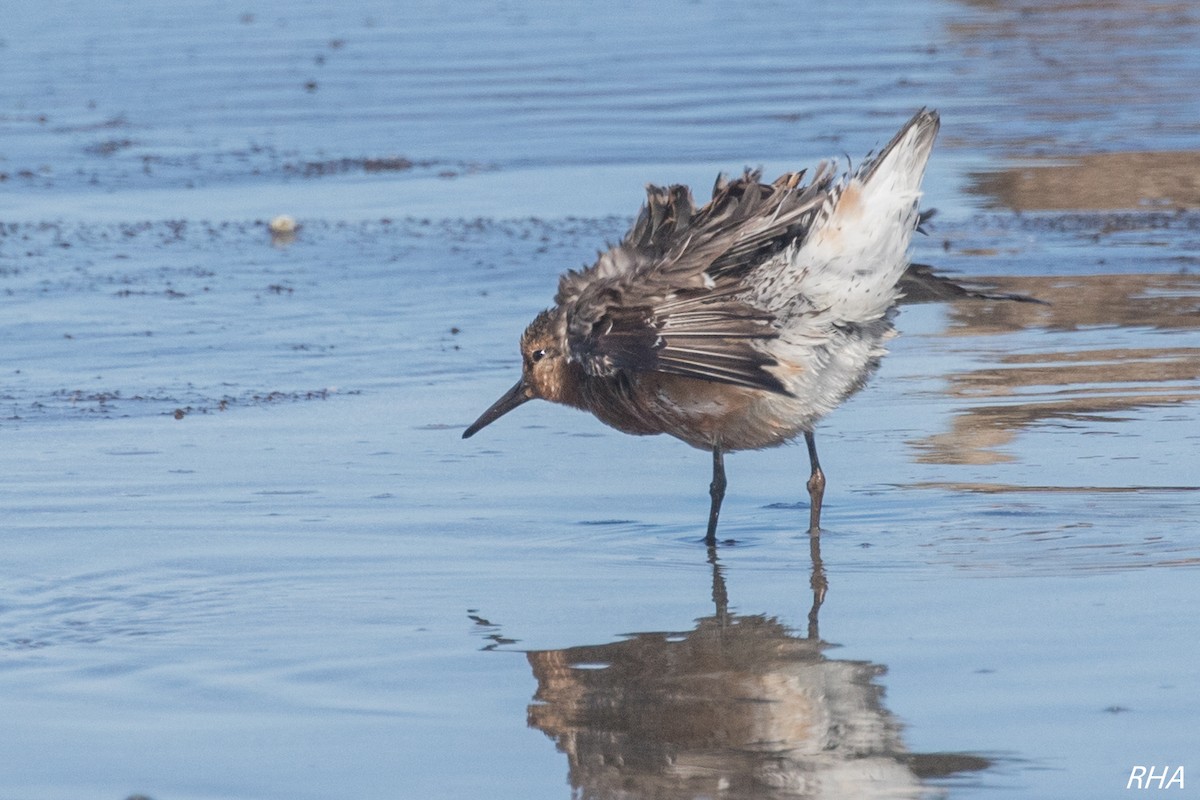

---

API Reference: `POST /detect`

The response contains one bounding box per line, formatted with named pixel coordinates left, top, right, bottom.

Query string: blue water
left=2, top=1, right=1199, bottom=798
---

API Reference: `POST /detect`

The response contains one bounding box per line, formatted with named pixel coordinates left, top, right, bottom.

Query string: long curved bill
left=462, top=379, right=532, bottom=438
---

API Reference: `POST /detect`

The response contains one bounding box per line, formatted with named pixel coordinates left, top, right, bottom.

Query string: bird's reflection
left=521, top=538, right=988, bottom=799
left=704, top=538, right=824, bottom=641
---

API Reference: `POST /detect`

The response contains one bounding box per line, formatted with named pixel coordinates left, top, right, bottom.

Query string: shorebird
left=464, top=109, right=940, bottom=543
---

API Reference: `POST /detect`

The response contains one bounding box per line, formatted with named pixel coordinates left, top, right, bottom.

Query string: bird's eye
left=531, top=349, right=547, bottom=363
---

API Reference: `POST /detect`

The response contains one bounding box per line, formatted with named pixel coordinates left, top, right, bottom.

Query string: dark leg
left=705, top=444, right=726, bottom=546
left=804, top=431, right=826, bottom=535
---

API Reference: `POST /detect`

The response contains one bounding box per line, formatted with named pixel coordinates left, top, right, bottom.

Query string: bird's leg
left=705, top=445, right=726, bottom=546
left=804, top=431, right=825, bottom=535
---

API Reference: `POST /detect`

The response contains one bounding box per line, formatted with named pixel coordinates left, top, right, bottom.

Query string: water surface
left=2, top=1, right=1198, bottom=798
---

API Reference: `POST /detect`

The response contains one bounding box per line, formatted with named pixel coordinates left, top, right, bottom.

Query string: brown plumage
left=464, top=110, right=941, bottom=543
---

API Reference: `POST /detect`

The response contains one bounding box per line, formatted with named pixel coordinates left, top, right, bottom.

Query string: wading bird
left=464, top=109, right=940, bottom=544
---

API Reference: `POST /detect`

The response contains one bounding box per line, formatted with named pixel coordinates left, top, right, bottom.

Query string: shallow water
left=2, top=1, right=1199, bottom=799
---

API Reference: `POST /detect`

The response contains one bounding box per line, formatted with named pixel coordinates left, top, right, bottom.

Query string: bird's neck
left=550, top=360, right=590, bottom=410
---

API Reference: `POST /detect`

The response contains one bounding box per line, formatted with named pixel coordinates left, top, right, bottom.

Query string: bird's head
left=462, top=309, right=576, bottom=438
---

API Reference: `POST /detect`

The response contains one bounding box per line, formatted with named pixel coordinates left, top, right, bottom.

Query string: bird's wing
left=557, top=168, right=834, bottom=303
left=552, top=169, right=837, bottom=395
left=561, top=279, right=789, bottom=393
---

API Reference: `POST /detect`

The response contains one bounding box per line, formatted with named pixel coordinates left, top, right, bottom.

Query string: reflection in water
left=944, top=0, right=1200, bottom=212
left=910, top=273, right=1200, bottom=466
left=940, top=273, right=1200, bottom=335
left=967, top=151, right=1200, bottom=212
left=523, top=541, right=988, bottom=799
left=942, top=0, right=1199, bottom=159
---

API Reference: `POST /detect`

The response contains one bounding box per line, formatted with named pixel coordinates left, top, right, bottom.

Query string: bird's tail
left=791, top=108, right=940, bottom=322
